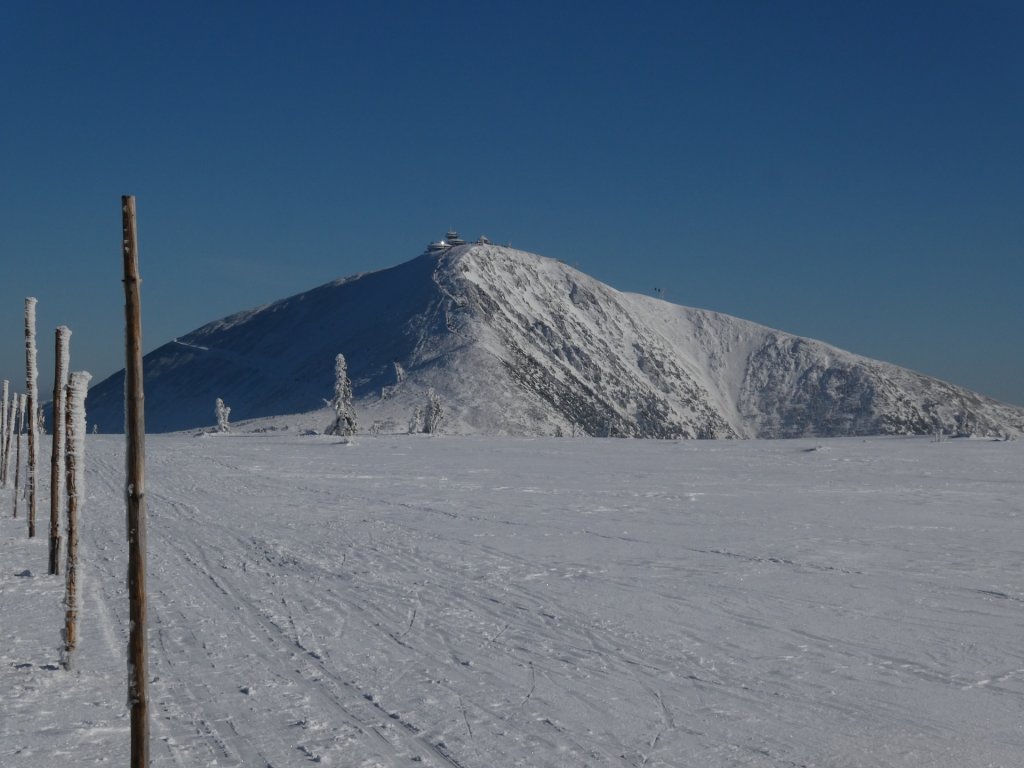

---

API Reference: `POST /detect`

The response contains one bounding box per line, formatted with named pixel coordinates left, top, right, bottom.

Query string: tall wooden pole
left=122, top=195, right=149, bottom=767
left=2, top=393, right=16, bottom=488
left=62, top=370, right=91, bottom=669
left=25, top=297, right=38, bottom=537
left=13, top=394, right=25, bottom=518
left=1, top=379, right=8, bottom=483
left=49, top=326, right=71, bottom=575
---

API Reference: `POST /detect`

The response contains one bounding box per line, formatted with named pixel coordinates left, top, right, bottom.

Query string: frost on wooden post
left=24, top=299, right=37, bottom=393
left=66, top=371, right=91, bottom=512
left=24, top=297, right=39, bottom=536
left=13, top=393, right=27, bottom=517
left=1, top=379, right=8, bottom=474
left=2, top=389, right=15, bottom=488
left=62, top=370, right=90, bottom=669
left=0, top=379, right=8, bottom=487
left=50, top=326, right=72, bottom=575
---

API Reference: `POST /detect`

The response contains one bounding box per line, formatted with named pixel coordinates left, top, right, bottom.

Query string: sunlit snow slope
left=87, top=244, right=1024, bottom=437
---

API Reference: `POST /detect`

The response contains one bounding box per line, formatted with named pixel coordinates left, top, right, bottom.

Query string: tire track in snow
left=146, top=489, right=464, bottom=767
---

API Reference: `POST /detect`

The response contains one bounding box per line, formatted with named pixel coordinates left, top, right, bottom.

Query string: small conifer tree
left=325, top=354, right=357, bottom=436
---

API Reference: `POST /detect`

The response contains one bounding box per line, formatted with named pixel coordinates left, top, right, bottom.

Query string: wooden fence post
left=13, top=394, right=26, bottom=518
left=25, top=297, right=38, bottom=537
left=1, top=380, right=8, bottom=482
left=62, top=370, right=91, bottom=669
left=49, top=326, right=71, bottom=575
left=2, top=392, right=16, bottom=488
left=122, top=195, right=149, bottom=767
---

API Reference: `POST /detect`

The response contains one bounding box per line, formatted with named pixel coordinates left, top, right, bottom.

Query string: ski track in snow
left=2, top=434, right=1023, bottom=767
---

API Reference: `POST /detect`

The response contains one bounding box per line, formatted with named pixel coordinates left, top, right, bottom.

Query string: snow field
left=2, top=434, right=1023, bottom=766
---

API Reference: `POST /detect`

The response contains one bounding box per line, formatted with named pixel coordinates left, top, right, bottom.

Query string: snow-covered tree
left=215, top=398, right=231, bottom=433
left=325, top=353, right=357, bottom=436
left=423, top=388, right=444, bottom=434
left=407, top=406, right=422, bottom=434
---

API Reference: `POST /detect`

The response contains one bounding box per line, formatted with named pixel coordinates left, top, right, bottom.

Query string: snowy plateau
left=2, top=433, right=1023, bottom=767
left=86, top=243, right=1024, bottom=439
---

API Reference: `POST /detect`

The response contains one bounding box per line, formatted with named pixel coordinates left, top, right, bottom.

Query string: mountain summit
left=88, top=242, right=1024, bottom=438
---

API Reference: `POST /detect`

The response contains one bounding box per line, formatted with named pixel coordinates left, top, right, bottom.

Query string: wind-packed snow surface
left=85, top=244, right=1024, bottom=438
left=2, top=434, right=1022, bottom=767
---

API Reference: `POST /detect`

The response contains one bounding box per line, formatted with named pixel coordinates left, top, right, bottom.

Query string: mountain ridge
left=86, top=243, right=1024, bottom=438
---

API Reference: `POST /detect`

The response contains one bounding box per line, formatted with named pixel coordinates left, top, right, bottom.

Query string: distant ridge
left=87, top=242, right=1024, bottom=438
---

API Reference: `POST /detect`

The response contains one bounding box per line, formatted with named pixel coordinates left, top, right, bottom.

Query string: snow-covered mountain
left=87, top=243, right=1024, bottom=438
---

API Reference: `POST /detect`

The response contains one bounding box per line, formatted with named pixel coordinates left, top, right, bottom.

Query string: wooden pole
left=2, top=393, right=16, bottom=488
left=1, top=380, right=8, bottom=484
left=25, top=297, right=38, bottom=537
left=62, top=371, right=91, bottom=669
left=49, top=326, right=71, bottom=575
left=122, top=195, right=149, bottom=767
left=13, top=394, right=25, bottom=518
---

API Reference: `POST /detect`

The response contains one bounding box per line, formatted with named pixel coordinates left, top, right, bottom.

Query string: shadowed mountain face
left=87, top=244, right=1024, bottom=438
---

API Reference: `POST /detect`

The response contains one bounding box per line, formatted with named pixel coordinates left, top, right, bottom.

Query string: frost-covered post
left=325, top=353, right=357, bottom=436
left=49, top=326, right=72, bottom=575
left=25, top=297, right=39, bottom=537
left=1, top=391, right=13, bottom=487
left=122, top=195, right=149, bottom=767
left=62, top=370, right=91, bottom=669
left=214, top=398, right=231, bottom=433
left=1, top=380, right=8, bottom=477
left=13, top=394, right=26, bottom=518
left=2, top=394, right=16, bottom=488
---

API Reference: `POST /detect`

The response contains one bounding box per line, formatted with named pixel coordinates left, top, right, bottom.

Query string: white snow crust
left=2, top=434, right=1022, bottom=766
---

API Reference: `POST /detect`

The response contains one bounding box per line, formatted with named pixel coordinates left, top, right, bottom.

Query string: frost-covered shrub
left=407, top=406, right=422, bottom=434
left=423, top=389, right=444, bottom=434
left=215, top=398, right=231, bottom=433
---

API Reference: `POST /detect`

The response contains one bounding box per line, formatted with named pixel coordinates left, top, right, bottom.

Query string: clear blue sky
left=2, top=1, right=1022, bottom=405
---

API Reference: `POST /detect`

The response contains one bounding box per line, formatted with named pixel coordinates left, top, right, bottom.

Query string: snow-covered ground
left=2, top=434, right=1022, bottom=767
